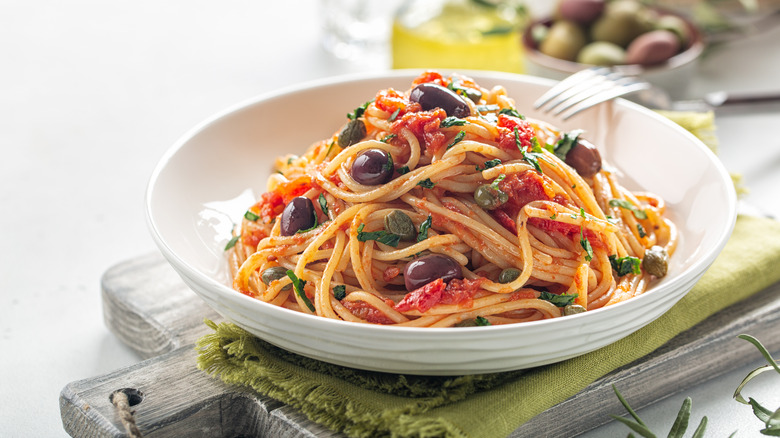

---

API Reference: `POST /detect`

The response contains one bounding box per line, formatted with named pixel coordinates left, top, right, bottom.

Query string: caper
left=261, top=266, right=292, bottom=290
left=384, top=210, right=417, bottom=241
left=642, top=245, right=669, bottom=278
left=498, top=268, right=521, bottom=284
left=338, top=119, right=366, bottom=148
left=563, top=304, right=587, bottom=315
left=473, top=185, right=508, bottom=210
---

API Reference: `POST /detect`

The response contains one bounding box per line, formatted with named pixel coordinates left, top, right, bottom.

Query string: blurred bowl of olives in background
left=523, top=0, right=705, bottom=98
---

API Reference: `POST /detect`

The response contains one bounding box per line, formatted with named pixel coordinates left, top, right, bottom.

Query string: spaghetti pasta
left=226, top=71, right=676, bottom=327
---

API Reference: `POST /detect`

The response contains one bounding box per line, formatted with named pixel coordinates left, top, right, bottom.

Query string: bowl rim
left=145, top=69, right=737, bottom=338
left=522, top=8, right=706, bottom=75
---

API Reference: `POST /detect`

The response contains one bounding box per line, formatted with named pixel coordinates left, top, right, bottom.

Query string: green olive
left=473, top=184, right=509, bottom=210
left=642, top=245, right=669, bottom=278
left=590, top=0, right=649, bottom=47
left=261, top=266, right=292, bottom=290
left=655, top=15, right=691, bottom=46
left=338, top=119, right=366, bottom=148
left=577, top=41, right=627, bottom=66
left=563, top=304, right=587, bottom=315
left=384, top=210, right=417, bottom=241
left=539, top=20, right=587, bottom=61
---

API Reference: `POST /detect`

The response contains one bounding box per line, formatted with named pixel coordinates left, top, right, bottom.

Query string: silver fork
left=534, top=67, right=651, bottom=120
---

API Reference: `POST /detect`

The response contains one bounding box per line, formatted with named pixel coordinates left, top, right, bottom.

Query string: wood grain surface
left=59, top=252, right=780, bottom=437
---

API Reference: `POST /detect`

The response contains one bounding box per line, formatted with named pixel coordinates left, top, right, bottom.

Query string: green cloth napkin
left=197, top=214, right=780, bottom=438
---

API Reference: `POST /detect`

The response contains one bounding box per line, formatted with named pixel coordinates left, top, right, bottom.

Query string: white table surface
left=1, top=1, right=778, bottom=436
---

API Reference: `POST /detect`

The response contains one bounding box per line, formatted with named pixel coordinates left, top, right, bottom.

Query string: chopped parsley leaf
left=333, top=285, right=346, bottom=300
left=491, top=174, right=506, bottom=190
left=286, top=270, right=315, bottom=312
left=347, top=99, right=373, bottom=120
left=417, top=215, right=432, bottom=242
left=579, top=208, right=594, bottom=261
left=357, top=223, right=401, bottom=247
left=475, top=316, right=491, bottom=326
left=637, top=223, right=647, bottom=238
left=389, top=108, right=400, bottom=122
left=244, top=210, right=260, bottom=222
left=476, top=158, right=502, bottom=171
left=397, top=165, right=410, bottom=175
left=515, top=127, right=543, bottom=174
left=446, top=130, right=466, bottom=149
left=539, top=291, right=578, bottom=307
left=608, top=199, right=648, bottom=220
left=553, top=129, right=584, bottom=161
left=498, top=108, right=524, bottom=119
left=447, top=82, right=471, bottom=97
left=580, top=232, right=594, bottom=261
left=381, top=133, right=397, bottom=143
left=318, top=193, right=329, bottom=217
left=609, top=255, right=641, bottom=276
left=224, top=235, right=239, bottom=251
left=417, top=178, right=435, bottom=189
left=440, top=116, right=467, bottom=128
left=325, top=140, right=336, bottom=157
left=476, top=104, right=500, bottom=113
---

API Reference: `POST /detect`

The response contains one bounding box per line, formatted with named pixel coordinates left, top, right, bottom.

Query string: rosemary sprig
left=733, top=334, right=780, bottom=436
left=611, top=385, right=708, bottom=438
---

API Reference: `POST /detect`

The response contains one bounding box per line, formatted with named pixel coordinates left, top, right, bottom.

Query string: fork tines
left=534, top=67, right=650, bottom=120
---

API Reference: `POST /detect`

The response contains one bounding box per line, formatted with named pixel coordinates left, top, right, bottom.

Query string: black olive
left=564, top=138, right=602, bottom=178
left=403, top=254, right=463, bottom=291
left=280, top=196, right=316, bottom=236
left=338, top=119, right=366, bottom=148
left=409, top=83, right=471, bottom=118
left=350, top=148, right=394, bottom=185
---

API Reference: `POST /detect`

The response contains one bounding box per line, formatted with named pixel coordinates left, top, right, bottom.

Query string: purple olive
left=558, top=0, right=605, bottom=24
left=350, top=148, right=394, bottom=185
left=403, top=254, right=463, bottom=292
left=409, top=83, right=471, bottom=118
left=565, top=138, right=602, bottom=178
left=280, top=196, right=316, bottom=236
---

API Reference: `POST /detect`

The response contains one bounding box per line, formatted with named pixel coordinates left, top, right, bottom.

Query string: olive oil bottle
left=391, top=0, right=527, bottom=73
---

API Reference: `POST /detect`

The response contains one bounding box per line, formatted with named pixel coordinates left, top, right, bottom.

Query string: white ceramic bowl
left=146, top=70, right=736, bottom=375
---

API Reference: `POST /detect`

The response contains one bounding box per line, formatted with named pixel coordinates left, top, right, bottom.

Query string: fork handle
left=704, top=90, right=780, bottom=107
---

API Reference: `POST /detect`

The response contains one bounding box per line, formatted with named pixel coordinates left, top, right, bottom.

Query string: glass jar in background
left=320, top=0, right=404, bottom=64
left=391, top=0, right=528, bottom=73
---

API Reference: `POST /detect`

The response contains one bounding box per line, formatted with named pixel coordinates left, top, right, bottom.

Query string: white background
left=1, top=0, right=779, bottom=436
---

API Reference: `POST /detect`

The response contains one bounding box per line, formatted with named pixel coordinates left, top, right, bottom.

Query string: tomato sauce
left=394, top=277, right=485, bottom=313
left=496, top=114, right=536, bottom=152
left=341, top=300, right=396, bottom=325
left=391, top=109, right=447, bottom=156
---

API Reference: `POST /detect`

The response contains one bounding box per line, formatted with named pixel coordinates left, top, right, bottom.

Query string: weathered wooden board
left=60, top=252, right=780, bottom=437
